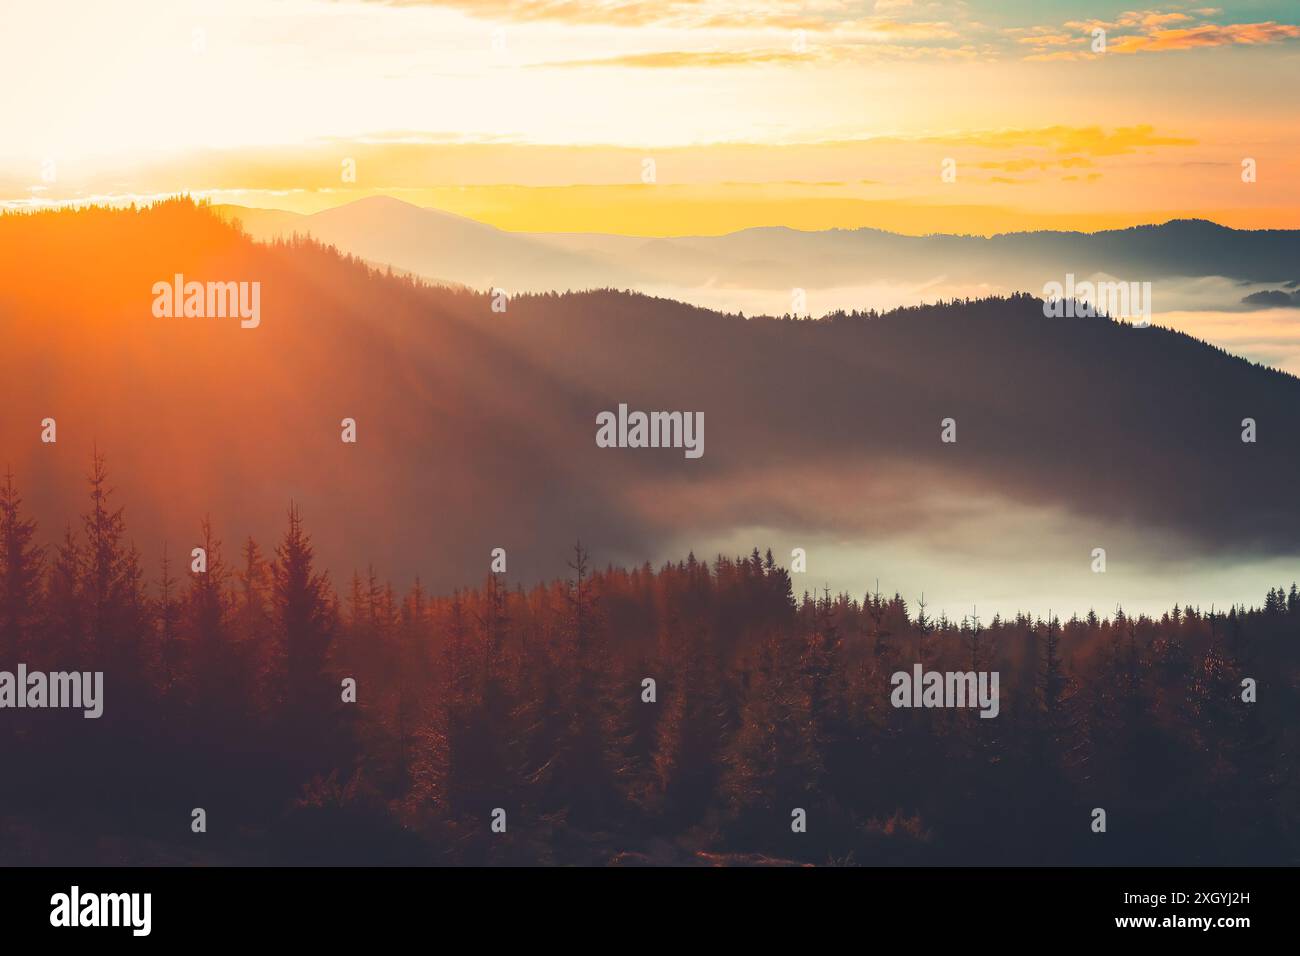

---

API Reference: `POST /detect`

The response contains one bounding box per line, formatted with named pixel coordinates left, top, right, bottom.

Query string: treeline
left=1, top=456, right=1296, bottom=865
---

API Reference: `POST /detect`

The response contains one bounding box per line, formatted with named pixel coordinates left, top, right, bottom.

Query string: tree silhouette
left=0, top=469, right=43, bottom=659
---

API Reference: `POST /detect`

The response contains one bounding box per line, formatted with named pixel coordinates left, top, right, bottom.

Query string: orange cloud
left=863, top=20, right=960, bottom=40
left=371, top=0, right=851, bottom=30
left=1110, top=21, right=1300, bottom=53
left=918, top=125, right=1195, bottom=157
left=1016, top=33, right=1076, bottom=47
left=978, top=159, right=1046, bottom=172
left=1117, top=11, right=1191, bottom=29
left=542, top=49, right=817, bottom=69
left=375, top=0, right=971, bottom=46
left=1020, top=10, right=1299, bottom=60
left=1023, top=50, right=1089, bottom=62
left=543, top=45, right=986, bottom=68
left=542, top=27, right=982, bottom=69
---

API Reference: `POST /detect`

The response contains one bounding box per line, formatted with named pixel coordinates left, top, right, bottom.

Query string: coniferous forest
left=0, top=456, right=1294, bottom=866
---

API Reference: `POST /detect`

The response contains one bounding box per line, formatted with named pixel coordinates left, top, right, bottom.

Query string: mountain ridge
left=4, top=199, right=1300, bottom=603
left=218, top=197, right=1290, bottom=242
left=215, top=198, right=1300, bottom=312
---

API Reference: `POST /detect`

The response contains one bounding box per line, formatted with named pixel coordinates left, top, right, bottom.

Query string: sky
left=1, top=0, right=1298, bottom=234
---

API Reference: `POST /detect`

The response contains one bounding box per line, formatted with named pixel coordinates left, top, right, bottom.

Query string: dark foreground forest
left=0, top=456, right=1295, bottom=866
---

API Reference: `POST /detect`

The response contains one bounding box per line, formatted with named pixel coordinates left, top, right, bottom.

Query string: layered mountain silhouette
left=221, top=197, right=1300, bottom=309
left=3, top=199, right=1300, bottom=595
left=222, top=197, right=624, bottom=291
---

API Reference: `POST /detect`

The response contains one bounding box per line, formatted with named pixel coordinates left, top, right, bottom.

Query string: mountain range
left=3, top=199, right=1299, bottom=607
left=219, top=196, right=1300, bottom=315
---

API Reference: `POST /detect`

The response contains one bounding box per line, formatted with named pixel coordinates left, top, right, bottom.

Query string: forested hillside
left=0, top=460, right=1294, bottom=864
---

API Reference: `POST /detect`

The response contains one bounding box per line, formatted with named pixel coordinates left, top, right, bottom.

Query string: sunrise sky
left=2, top=0, right=1298, bottom=235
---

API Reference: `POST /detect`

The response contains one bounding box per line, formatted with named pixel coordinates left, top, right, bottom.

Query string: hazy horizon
left=4, top=0, right=1299, bottom=234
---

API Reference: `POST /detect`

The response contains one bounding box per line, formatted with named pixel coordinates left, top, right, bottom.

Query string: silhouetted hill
left=3, top=199, right=1300, bottom=593
left=223, top=199, right=1300, bottom=305
left=219, top=196, right=635, bottom=291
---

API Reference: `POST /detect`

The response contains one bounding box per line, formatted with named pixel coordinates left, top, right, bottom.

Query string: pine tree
left=271, top=503, right=337, bottom=776
left=46, top=523, right=84, bottom=666
left=80, top=450, right=131, bottom=670
left=0, top=470, right=44, bottom=659
left=867, top=579, right=893, bottom=663
left=237, top=536, right=273, bottom=703
left=547, top=541, right=632, bottom=822
left=800, top=605, right=850, bottom=803
left=186, top=517, right=236, bottom=720
left=653, top=620, right=725, bottom=823
left=1041, top=613, right=1066, bottom=719
left=725, top=635, right=820, bottom=840
left=347, top=571, right=366, bottom=632
left=409, top=590, right=518, bottom=824
left=155, top=544, right=181, bottom=697
left=967, top=606, right=984, bottom=672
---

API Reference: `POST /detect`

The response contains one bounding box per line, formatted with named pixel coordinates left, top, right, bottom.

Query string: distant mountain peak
left=313, top=194, right=497, bottom=230
left=341, top=194, right=421, bottom=210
